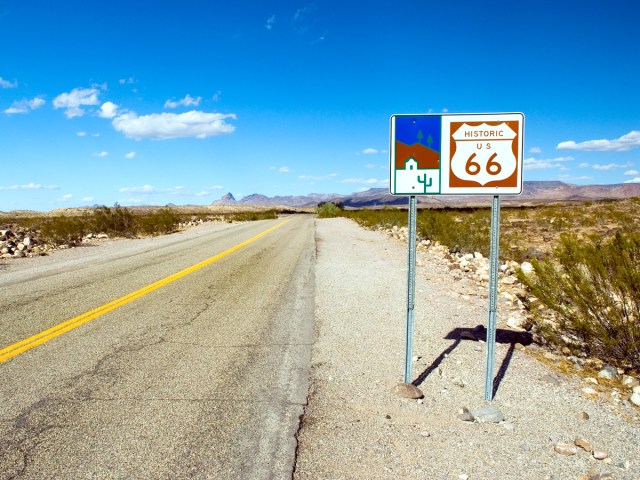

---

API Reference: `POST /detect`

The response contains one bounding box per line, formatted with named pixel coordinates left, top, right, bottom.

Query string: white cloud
left=624, top=170, right=639, bottom=176
left=310, top=32, right=327, bottom=45
left=93, top=151, right=109, bottom=157
left=98, top=101, right=119, bottom=119
left=558, top=174, right=593, bottom=181
left=557, top=130, right=640, bottom=152
left=212, top=90, right=221, bottom=102
left=362, top=148, right=378, bottom=155
left=76, top=131, right=87, bottom=137
left=82, top=197, right=94, bottom=202
left=3, top=97, right=45, bottom=114
left=265, top=14, right=276, bottom=30
left=624, top=177, right=640, bottom=184
left=119, top=77, right=136, bottom=85
left=164, top=94, right=201, bottom=109
left=294, top=4, right=316, bottom=21
left=579, top=163, right=590, bottom=168
left=112, top=110, right=236, bottom=140
left=61, top=194, right=73, bottom=201
left=529, top=147, right=542, bottom=154
left=66, top=107, right=85, bottom=119
left=53, top=87, right=100, bottom=118
left=342, top=178, right=385, bottom=185
left=0, top=77, right=17, bottom=88
left=119, top=184, right=221, bottom=197
left=279, top=166, right=290, bottom=173
left=592, top=162, right=633, bottom=171
left=120, top=184, right=156, bottom=194
left=0, top=183, right=58, bottom=191
left=124, top=151, right=136, bottom=159
left=298, top=173, right=337, bottom=181
left=364, top=163, right=377, bottom=169
left=523, top=156, right=574, bottom=171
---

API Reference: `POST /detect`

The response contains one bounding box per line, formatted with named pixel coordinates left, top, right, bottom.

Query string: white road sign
left=390, top=113, right=524, bottom=195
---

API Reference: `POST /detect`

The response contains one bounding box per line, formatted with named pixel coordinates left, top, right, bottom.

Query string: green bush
left=343, top=207, right=406, bottom=229
left=418, top=209, right=490, bottom=256
left=316, top=202, right=342, bottom=218
left=226, top=210, right=278, bottom=222
left=138, top=208, right=179, bottom=235
left=92, top=203, right=137, bottom=237
left=519, top=232, right=640, bottom=369
left=40, top=216, right=86, bottom=245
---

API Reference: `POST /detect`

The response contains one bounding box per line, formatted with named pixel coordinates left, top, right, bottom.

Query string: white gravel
left=294, top=217, right=639, bottom=480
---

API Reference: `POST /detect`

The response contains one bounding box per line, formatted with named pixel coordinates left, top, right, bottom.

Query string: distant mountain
left=212, top=192, right=237, bottom=205
left=211, top=182, right=640, bottom=208
left=212, top=192, right=343, bottom=208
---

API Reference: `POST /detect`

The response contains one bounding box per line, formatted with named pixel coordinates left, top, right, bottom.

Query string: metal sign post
left=484, top=195, right=501, bottom=400
left=390, top=112, right=524, bottom=399
left=403, top=195, right=418, bottom=384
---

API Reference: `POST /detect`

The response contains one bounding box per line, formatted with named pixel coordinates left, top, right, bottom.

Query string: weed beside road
left=1, top=205, right=281, bottom=247
left=335, top=198, right=640, bottom=263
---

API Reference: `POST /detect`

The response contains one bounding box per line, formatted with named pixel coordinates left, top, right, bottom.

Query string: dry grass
left=341, top=198, right=640, bottom=262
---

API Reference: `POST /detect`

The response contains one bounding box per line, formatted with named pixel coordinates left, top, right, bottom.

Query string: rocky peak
left=212, top=192, right=237, bottom=206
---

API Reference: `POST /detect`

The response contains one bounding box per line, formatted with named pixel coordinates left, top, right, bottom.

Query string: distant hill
left=211, top=181, right=640, bottom=209
left=212, top=192, right=237, bottom=206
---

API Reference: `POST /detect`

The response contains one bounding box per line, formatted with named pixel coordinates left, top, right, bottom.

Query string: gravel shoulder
left=295, top=217, right=639, bottom=480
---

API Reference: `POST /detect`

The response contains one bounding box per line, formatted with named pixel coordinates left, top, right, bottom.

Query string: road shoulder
left=295, top=217, right=639, bottom=480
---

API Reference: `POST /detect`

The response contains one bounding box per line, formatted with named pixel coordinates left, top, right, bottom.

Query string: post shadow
left=412, top=338, right=461, bottom=387
left=412, top=325, right=533, bottom=397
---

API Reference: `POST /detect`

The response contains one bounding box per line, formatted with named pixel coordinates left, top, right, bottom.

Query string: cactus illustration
left=417, top=173, right=432, bottom=193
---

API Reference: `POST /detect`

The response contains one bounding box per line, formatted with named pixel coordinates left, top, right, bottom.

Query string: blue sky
left=1, top=0, right=639, bottom=211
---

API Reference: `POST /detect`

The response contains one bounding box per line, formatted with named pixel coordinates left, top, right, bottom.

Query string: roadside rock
left=621, top=374, right=639, bottom=389
left=598, top=365, right=619, bottom=380
left=592, top=449, right=609, bottom=460
left=457, top=407, right=475, bottom=422
left=554, top=442, right=578, bottom=455
left=472, top=405, right=505, bottom=423
left=394, top=383, right=424, bottom=399
left=574, top=438, right=592, bottom=452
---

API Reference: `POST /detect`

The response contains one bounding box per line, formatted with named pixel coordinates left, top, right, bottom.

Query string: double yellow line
left=0, top=220, right=289, bottom=364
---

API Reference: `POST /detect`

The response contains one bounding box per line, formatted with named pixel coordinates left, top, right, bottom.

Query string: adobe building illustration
left=392, top=116, right=441, bottom=194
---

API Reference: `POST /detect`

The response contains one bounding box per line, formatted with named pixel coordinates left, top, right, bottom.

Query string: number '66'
left=465, top=153, right=502, bottom=176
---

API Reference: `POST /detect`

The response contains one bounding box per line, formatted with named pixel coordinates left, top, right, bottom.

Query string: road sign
left=390, top=113, right=524, bottom=195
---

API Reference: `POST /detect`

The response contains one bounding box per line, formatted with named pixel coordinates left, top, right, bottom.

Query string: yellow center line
left=0, top=219, right=291, bottom=364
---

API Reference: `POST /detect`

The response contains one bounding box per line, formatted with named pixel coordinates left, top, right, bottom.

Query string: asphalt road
left=0, top=215, right=315, bottom=479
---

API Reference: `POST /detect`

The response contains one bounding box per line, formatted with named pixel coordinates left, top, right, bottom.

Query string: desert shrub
left=92, top=204, right=137, bottom=237
left=138, top=208, right=179, bottom=235
left=226, top=210, right=279, bottom=222
left=40, top=216, right=87, bottom=245
left=418, top=208, right=491, bottom=256
left=519, top=232, right=640, bottom=369
left=343, top=208, right=407, bottom=229
left=316, top=202, right=342, bottom=218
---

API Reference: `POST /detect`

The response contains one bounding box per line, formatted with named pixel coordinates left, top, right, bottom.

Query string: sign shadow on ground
left=412, top=326, right=533, bottom=398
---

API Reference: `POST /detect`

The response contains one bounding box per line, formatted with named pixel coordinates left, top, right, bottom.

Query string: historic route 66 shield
left=450, top=122, right=518, bottom=187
